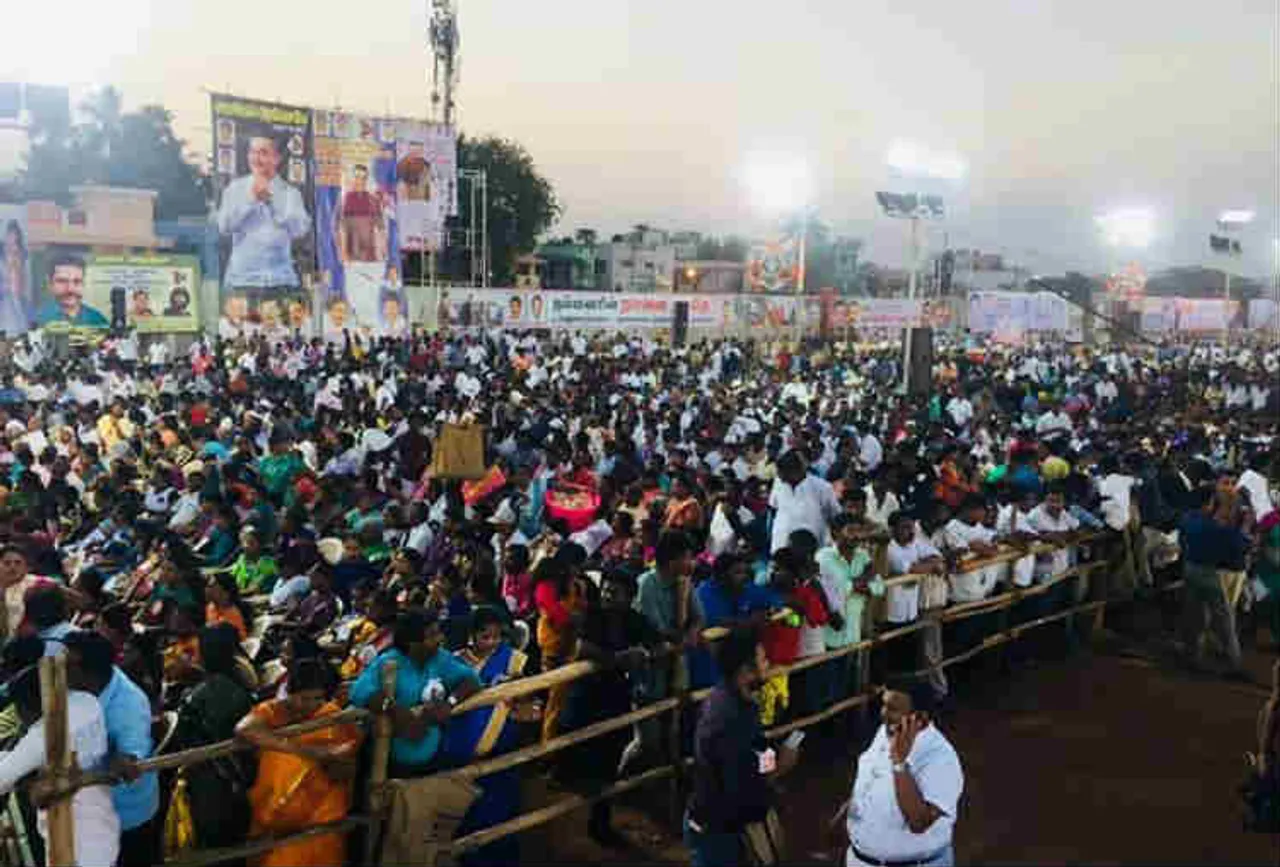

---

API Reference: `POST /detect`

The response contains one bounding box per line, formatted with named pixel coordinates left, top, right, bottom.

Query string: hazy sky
left=3, top=0, right=1277, bottom=277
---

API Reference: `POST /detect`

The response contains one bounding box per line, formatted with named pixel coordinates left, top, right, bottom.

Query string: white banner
left=395, top=121, right=457, bottom=253
left=1248, top=298, right=1277, bottom=330
left=967, top=290, right=1068, bottom=336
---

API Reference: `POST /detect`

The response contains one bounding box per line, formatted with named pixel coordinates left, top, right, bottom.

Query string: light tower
left=429, top=0, right=459, bottom=126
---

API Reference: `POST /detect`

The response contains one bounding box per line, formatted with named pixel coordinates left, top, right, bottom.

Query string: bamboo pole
left=38, top=655, right=75, bottom=867
left=164, top=817, right=371, bottom=867
left=361, top=658, right=397, bottom=865
left=451, top=765, right=677, bottom=854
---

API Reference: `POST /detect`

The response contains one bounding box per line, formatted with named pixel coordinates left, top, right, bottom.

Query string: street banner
left=210, top=94, right=315, bottom=337
left=1139, top=297, right=1179, bottom=333
left=83, top=254, right=201, bottom=333
left=312, top=110, right=406, bottom=337
left=1177, top=298, right=1232, bottom=331
left=0, top=204, right=31, bottom=335
left=546, top=292, right=617, bottom=329
left=617, top=294, right=673, bottom=328
left=968, top=291, right=1067, bottom=335
left=395, top=121, right=457, bottom=253
left=744, top=237, right=802, bottom=294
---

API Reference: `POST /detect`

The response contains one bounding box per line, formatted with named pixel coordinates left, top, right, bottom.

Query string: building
left=673, top=260, right=744, bottom=294
left=599, top=226, right=675, bottom=293
left=535, top=240, right=604, bottom=290
left=27, top=186, right=170, bottom=249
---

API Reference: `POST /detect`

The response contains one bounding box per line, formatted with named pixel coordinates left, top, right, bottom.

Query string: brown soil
left=524, top=636, right=1280, bottom=865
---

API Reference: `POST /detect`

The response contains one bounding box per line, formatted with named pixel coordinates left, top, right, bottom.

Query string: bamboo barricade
left=31, top=530, right=1143, bottom=866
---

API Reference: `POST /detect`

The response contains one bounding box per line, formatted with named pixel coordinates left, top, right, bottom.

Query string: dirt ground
left=521, top=620, right=1280, bottom=865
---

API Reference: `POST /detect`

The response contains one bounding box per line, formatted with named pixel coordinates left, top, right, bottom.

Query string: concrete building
left=599, top=226, right=675, bottom=293
left=673, top=260, right=744, bottom=294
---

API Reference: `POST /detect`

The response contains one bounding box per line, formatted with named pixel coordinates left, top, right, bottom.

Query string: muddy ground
left=515, top=611, right=1280, bottom=865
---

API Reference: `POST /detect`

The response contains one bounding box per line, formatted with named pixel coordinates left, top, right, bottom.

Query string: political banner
left=1139, top=297, right=1179, bottom=333
left=617, top=294, right=674, bottom=328
left=967, top=291, right=1067, bottom=335
left=312, top=110, right=405, bottom=338
left=744, top=237, right=802, bottom=294
left=396, top=121, right=457, bottom=253
left=82, top=254, right=201, bottom=333
left=1177, top=298, right=1232, bottom=332
left=210, top=94, right=315, bottom=336
left=545, top=292, right=615, bottom=329
left=0, top=204, right=32, bottom=336
left=848, top=298, right=923, bottom=330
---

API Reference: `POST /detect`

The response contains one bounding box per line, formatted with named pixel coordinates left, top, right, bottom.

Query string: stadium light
left=1218, top=209, right=1255, bottom=227
left=885, top=140, right=966, bottom=181
left=741, top=152, right=813, bottom=215
left=1095, top=208, right=1155, bottom=249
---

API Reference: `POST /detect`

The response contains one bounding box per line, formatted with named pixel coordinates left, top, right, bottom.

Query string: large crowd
left=0, top=323, right=1276, bottom=867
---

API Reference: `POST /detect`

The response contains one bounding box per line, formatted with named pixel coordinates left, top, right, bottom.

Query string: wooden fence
left=24, top=531, right=1153, bottom=866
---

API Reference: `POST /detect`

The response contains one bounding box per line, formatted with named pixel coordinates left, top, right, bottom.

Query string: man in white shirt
left=768, top=451, right=840, bottom=553
left=1027, top=487, right=1080, bottom=581
left=864, top=477, right=901, bottom=531
left=945, top=391, right=973, bottom=431
left=885, top=514, right=949, bottom=700
left=844, top=683, right=963, bottom=867
left=941, top=497, right=1001, bottom=603
left=0, top=666, right=121, bottom=867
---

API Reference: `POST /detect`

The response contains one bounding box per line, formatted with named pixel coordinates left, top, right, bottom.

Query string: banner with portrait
left=312, top=110, right=405, bottom=338
left=744, top=238, right=802, bottom=294
left=1177, top=298, right=1232, bottom=332
left=395, top=121, right=457, bottom=253
left=82, top=254, right=200, bottom=333
left=0, top=204, right=31, bottom=336
left=210, top=94, right=315, bottom=338
left=545, top=292, right=615, bottom=329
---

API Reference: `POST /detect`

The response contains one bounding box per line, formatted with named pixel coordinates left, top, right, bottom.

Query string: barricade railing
left=28, top=530, right=1144, bottom=866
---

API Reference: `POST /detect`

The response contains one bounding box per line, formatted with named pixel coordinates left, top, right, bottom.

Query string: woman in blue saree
left=443, top=606, right=533, bottom=866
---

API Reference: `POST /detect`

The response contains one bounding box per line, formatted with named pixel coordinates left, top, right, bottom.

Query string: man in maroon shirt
left=338, top=165, right=383, bottom=262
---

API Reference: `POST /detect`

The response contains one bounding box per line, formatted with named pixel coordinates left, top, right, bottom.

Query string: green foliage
left=452, top=134, right=559, bottom=286
left=20, top=87, right=209, bottom=220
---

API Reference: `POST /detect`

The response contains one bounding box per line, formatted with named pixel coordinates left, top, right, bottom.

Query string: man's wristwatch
left=891, top=761, right=908, bottom=774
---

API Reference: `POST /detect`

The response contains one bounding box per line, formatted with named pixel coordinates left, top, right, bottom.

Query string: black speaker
left=672, top=300, right=689, bottom=347
left=110, top=286, right=127, bottom=331
left=905, top=326, right=933, bottom=396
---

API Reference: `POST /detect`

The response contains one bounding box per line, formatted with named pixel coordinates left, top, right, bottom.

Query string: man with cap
left=841, top=681, right=964, bottom=867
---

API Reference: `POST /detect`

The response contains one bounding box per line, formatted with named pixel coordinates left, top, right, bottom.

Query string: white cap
left=317, top=537, right=345, bottom=566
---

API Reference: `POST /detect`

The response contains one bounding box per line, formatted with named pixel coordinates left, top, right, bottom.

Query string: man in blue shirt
left=216, top=135, right=310, bottom=292
left=349, top=607, right=480, bottom=776
left=36, top=254, right=109, bottom=328
left=64, top=631, right=160, bottom=865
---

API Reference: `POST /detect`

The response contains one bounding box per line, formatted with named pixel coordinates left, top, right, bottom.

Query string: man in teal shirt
left=37, top=254, right=109, bottom=328
left=349, top=607, right=480, bottom=775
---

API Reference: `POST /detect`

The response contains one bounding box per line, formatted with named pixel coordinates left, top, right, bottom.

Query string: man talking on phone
left=842, top=682, right=963, bottom=867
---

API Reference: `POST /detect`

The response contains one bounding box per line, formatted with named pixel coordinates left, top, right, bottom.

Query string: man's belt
left=850, top=843, right=948, bottom=867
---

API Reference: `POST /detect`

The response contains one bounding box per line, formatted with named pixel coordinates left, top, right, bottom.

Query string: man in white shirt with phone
left=843, top=682, right=964, bottom=867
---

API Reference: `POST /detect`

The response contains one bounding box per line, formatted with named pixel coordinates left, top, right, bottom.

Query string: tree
left=21, top=86, right=209, bottom=220
left=694, top=234, right=749, bottom=262
left=574, top=228, right=598, bottom=247
left=446, top=134, right=559, bottom=286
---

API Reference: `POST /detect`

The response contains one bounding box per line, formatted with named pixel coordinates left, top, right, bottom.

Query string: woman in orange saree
left=235, top=658, right=364, bottom=867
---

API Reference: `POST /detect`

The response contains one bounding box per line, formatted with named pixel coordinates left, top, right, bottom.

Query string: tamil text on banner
left=0, top=204, right=32, bottom=335
left=210, top=94, right=315, bottom=339
left=83, top=254, right=201, bottom=333
left=396, top=122, right=457, bottom=253
left=1177, top=298, right=1232, bottom=331
left=617, top=294, right=673, bottom=329
left=744, top=238, right=802, bottom=294
left=547, top=292, right=617, bottom=330
left=850, top=298, right=923, bottom=330
left=313, top=110, right=406, bottom=338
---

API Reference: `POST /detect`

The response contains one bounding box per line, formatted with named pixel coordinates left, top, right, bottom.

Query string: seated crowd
left=0, top=326, right=1275, bottom=867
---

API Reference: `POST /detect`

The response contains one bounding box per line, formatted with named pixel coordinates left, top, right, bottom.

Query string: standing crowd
left=0, top=323, right=1274, bottom=867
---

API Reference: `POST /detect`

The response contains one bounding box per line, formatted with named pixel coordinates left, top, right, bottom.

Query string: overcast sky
left=3, top=0, right=1277, bottom=277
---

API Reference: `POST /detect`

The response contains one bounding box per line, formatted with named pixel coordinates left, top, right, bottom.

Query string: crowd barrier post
left=37, top=655, right=74, bottom=867
left=361, top=658, right=398, bottom=865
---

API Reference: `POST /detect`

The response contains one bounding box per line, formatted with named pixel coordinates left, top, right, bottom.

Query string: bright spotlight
left=742, top=153, right=812, bottom=215
left=1219, top=209, right=1255, bottom=226
left=886, top=140, right=966, bottom=181
left=1095, top=208, right=1155, bottom=249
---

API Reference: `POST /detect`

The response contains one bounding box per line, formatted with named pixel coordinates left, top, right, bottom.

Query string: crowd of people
left=0, top=322, right=1275, bottom=867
